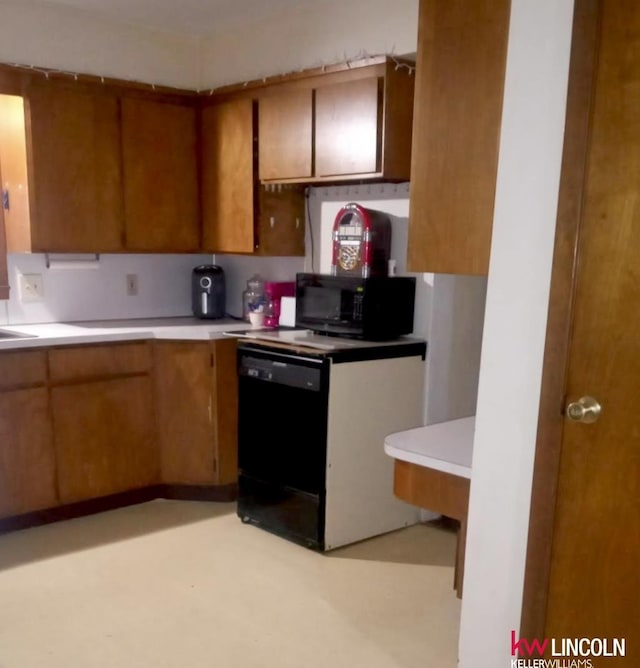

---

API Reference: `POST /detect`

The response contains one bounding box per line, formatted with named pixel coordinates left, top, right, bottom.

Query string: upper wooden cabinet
left=1, top=77, right=201, bottom=255
left=26, top=83, right=124, bottom=253
left=407, top=0, right=511, bottom=276
left=201, top=97, right=305, bottom=255
left=259, top=89, right=313, bottom=180
left=256, top=57, right=414, bottom=183
left=121, top=96, right=199, bottom=252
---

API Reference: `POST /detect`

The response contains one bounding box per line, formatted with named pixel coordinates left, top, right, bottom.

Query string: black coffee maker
left=192, top=265, right=226, bottom=319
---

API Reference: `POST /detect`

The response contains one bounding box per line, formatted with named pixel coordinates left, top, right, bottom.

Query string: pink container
left=263, top=281, right=296, bottom=328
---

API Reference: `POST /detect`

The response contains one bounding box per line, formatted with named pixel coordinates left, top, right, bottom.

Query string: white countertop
left=384, top=416, right=475, bottom=479
left=0, top=317, right=254, bottom=350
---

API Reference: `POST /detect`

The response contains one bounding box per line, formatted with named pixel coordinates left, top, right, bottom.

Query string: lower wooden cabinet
left=47, top=342, right=157, bottom=504
left=0, top=387, right=56, bottom=519
left=154, top=338, right=238, bottom=486
left=52, top=375, right=157, bottom=504
left=0, top=350, right=56, bottom=519
left=0, top=337, right=239, bottom=523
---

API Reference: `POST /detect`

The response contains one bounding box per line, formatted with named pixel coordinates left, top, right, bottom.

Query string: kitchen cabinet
left=201, top=97, right=305, bottom=255
left=256, top=57, right=414, bottom=183
left=407, top=0, right=511, bottom=276
left=0, top=351, right=57, bottom=518
left=0, top=94, right=30, bottom=282
left=49, top=342, right=158, bottom=504
left=259, top=89, right=313, bottom=180
left=121, top=96, right=199, bottom=252
left=26, top=82, right=125, bottom=253
left=154, top=338, right=238, bottom=486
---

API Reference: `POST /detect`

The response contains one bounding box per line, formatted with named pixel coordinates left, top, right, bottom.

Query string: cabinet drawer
left=0, top=350, right=47, bottom=390
left=49, top=342, right=152, bottom=383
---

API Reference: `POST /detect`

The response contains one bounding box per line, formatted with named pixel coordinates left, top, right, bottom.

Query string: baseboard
left=0, top=483, right=238, bottom=534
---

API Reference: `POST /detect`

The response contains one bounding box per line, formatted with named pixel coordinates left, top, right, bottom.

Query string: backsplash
left=3, top=253, right=212, bottom=324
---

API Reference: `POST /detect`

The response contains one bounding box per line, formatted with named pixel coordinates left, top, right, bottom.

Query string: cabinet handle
left=296, top=218, right=300, bottom=229
left=208, top=397, right=213, bottom=424
left=2, top=189, right=9, bottom=211
left=270, top=217, right=275, bottom=229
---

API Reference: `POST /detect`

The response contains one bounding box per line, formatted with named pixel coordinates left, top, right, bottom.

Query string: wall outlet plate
left=126, top=274, right=139, bottom=296
left=18, top=273, right=44, bottom=303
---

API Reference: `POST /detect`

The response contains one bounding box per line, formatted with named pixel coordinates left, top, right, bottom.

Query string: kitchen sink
left=0, top=329, right=37, bottom=340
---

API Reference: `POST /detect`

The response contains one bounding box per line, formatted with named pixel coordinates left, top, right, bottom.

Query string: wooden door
left=523, top=1, right=640, bottom=661
left=407, top=0, right=510, bottom=276
left=121, top=97, right=199, bottom=252
left=0, top=350, right=55, bottom=517
left=0, top=388, right=56, bottom=518
left=25, top=83, right=124, bottom=252
left=52, top=375, right=156, bottom=503
left=314, top=77, right=381, bottom=177
left=258, top=89, right=313, bottom=180
left=0, top=94, right=31, bottom=253
left=154, top=341, right=217, bottom=485
left=201, top=98, right=256, bottom=253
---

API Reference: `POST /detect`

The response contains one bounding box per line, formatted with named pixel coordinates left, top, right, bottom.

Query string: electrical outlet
left=19, top=273, right=44, bottom=303
left=126, top=274, right=139, bottom=296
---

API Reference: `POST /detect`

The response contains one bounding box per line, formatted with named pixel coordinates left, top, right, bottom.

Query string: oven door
left=236, top=346, right=330, bottom=549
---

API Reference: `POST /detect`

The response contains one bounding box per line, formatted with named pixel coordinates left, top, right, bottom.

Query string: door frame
left=519, top=0, right=601, bottom=639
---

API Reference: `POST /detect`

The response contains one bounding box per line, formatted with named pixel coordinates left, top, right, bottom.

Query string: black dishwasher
left=237, top=344, right=330, bottom=550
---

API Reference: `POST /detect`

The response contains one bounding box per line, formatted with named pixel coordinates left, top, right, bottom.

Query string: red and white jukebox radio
left=330, top=203, right=391, bottom=277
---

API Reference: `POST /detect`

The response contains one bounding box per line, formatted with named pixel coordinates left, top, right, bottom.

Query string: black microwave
left=295, top=273, right=416, bottom=340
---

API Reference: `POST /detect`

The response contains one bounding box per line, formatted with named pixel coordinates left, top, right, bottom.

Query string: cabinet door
left=25, top=83, right=124, bottom=252
left=201, top=98, right=256, bottom=253
left=407, top=0, right=510, bottom=275
left=258, top=89, right=313, bottom=180
left=315, top=77, right=381, bottom=177
left=154, top=341, right=217, bottom=485
left=0, top=94, right=31, bottom=254
left=52, top=375, right=157, bottom=503
left=0, top=388, right=56, bottom=518
left=121, top=97, right=199, bottom=252
left=211, top=338, right=239, bottom=485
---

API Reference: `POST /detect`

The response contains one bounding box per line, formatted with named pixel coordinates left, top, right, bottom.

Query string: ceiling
left=37, top=0, right=324, bottom=38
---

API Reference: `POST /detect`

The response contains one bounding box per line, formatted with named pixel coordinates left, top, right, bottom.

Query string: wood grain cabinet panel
left=201, top=98, right=305, bottom=256
left=154, top=338, right=238, bottom=486
left=259, top=89, right=313, bottom=180
left=407, top=0, right=511, bottom=275
left=25, top=82, right=124, bottom=253
left=201, top=98, right=256, bottom=254
left=0, top=350, right=47, bottom=390
left=0, top=94, right=31, bottom=256
left=121, top=97, right=199, bottom=252
left=52, top=375, right=157, bottom=504
left=0, top=387, right=56, bottom=518
left=315, top=77, right=381, bottom=177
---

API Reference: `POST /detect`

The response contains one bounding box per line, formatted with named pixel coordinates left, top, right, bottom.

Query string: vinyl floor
left=0, top=500, right=461, bottom=668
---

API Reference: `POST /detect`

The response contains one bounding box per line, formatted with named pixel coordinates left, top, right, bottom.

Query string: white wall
left=4, top=253, right=212, bottom=324
left=458, top=1, right=575, bottom=666
left=212, top=255, right=304, bottom=320
left=199, top=0, right=419, bottom=89
left=0, top=0, right=200, bottom=88
left=307, top=183, right=486, bottom=425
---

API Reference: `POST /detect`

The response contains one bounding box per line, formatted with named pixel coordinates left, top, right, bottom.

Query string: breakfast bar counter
left=384, top=416, right=475, bottom=598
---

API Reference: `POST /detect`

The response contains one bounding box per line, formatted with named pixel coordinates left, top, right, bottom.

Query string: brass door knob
left=566, top=396, right=602, bottom=423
